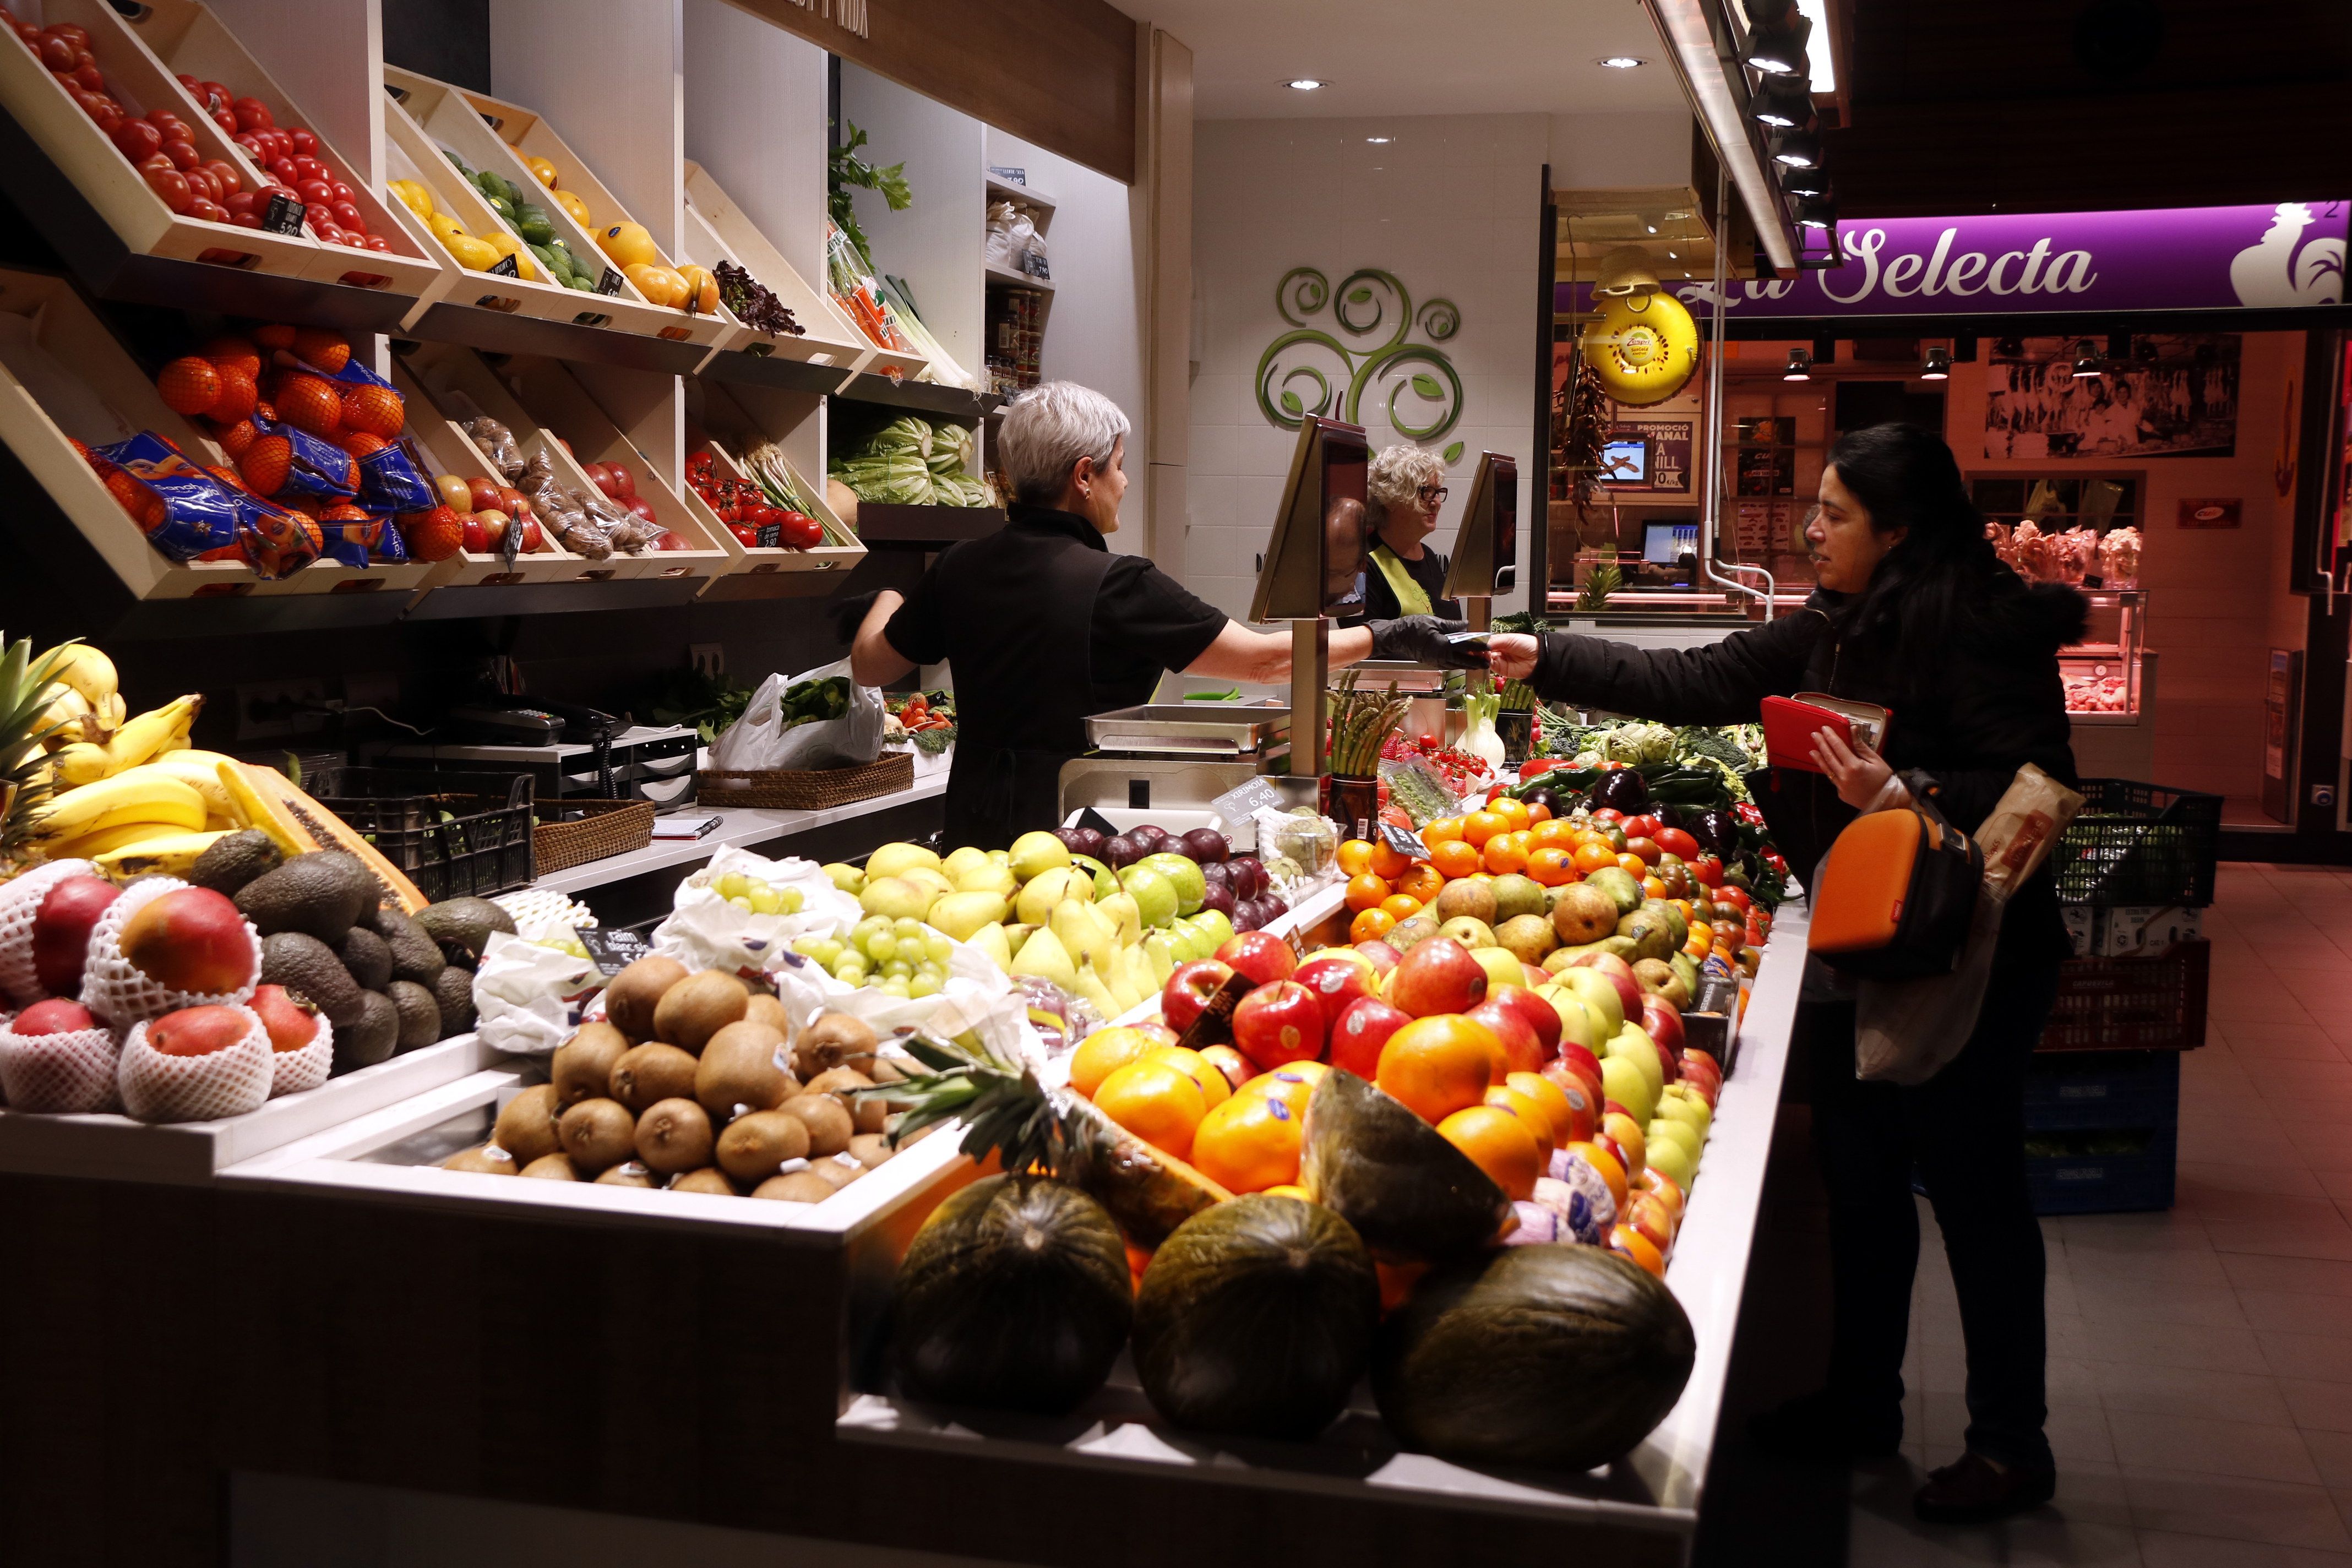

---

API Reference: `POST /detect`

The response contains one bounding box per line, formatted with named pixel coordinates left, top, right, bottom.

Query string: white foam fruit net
left=117, top=1005, right=274, bottom=1123
left=268, top=1012, right=334, bottom=1099
left=0, top=1021, right=121, bottom=1113
left=81, top=877, right=259, bottom=1032
left=0, top=859, right=97, bottom=1006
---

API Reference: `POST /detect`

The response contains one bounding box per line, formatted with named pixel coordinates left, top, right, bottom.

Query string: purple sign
left=1558, top=202, right=2347, bottom=320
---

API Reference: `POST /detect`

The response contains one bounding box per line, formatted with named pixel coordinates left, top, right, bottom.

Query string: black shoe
left=1914, top=1451, right=2057, bottom=1523
left=1745, top=1388, right=1902, bottom=1460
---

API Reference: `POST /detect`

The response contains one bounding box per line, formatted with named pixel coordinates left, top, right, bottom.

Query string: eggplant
left=1520, top=786, right=1566, bottom=820
left=1690, top=808, right=1738, bottom=858
left=1588, top=769, right=1651, bottom=814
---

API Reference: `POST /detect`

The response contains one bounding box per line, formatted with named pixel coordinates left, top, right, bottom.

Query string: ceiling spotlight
left=1772, top=130, right=1822, bottom=168
left=1920, top=345, right=1951, bottom=381
left=1285, top=78, right=1327, bottom=90
left=1666, top=250, right=1678, bottom=258
left=1365, top=136, right=1392, bottom=144
left=2072, top=342, right=2103, bottom=378
left=1794, top=196, right=1837, bottom=231
left=1781, top=162, right=1831, bottom=198
left=1645, top=223, right=1658, bottom=234
left=1783, top=347, right=1812, bottom=382
left=1751, top=75, right=1814, bottom=129
left=1596, top=56, right=1646, bottom=68
left=1745, top=12, right=1813, bottom=74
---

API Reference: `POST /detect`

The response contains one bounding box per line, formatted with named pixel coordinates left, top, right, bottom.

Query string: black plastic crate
left=2051, top=779, right=2223, bottom=907
left=311, top=766, right=535, bottom=902
left=2040, top=940, right=2209, bottom=1052
left=2025, top=1051, right=2179, bottom=1132
left=2025, top=1126, right=2177, bottom=1215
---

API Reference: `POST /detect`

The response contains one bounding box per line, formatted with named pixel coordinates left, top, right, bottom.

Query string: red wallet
left=1761, top=693, right=1890, bottom=773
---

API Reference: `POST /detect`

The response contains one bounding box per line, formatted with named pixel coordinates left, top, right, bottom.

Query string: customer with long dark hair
left=1488, top=423, right=2085, bottom=1523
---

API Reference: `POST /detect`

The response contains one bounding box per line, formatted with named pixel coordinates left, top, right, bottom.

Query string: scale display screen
left=1643, top=521, right=1698, bottom=564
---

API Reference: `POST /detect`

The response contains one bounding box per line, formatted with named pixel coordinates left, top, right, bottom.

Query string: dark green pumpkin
left=1373, top=1244, right=1696, bottom=1471
left=1298, top=1069, right=1512, bottom=1263
left=1132, top=1194, right=1381, bottom=1439
left=889, top=1174, right=1133, bottom=1414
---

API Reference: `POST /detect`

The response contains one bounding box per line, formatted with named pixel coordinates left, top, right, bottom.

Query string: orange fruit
left=1564, top=1139, right=1629, bottom=1211
left=292, top=325, right=351, bottom=373
left=239, top=434, right=292, bottom=497
left=1395, top=862, right=1445, bottom=903
left=199, top=335, right=261, bottom=381
left=1337, top=838, right=1377, bottom=877
left=1461, top=810, right=1507, bottom=847
left=1616, top=852, right=1649, bottom=878
left=1436, top=1104, right=1543, bottom=1200
left=1263, top=1183, right=1314, bottom=1203
left=1422, top=817, right=1464, bottom=846
left=1379, top=893, right=1423, bottom=923
left=1369, top=839, right=1412, bottom=880
left=251, top=323, right=297, bottom=351
left=1483, top=834, right=1528, bottom=875
left=341, top=431, right=386, bottom=458
left=215, top=417, right=259, bottom=458
left=1431, top=839, right=1482, bottom=880
left=1529, top=818, right=1577, bottom=851
left=1491, top=796, right=1530, bottom=831
left=1148, top=1045, right=1232, bottom=1111
left=1485, top=1083, right=1558, bottom=1151
left=156, top=356, right=221, bottom=417
left=1246, top=1060, right=1329, bottom=1118
left=1377, top=1260, right=1429, bottom=1314
left=1525, top=802, right=1553, bottom=825
left=1349, top=907, right=1396, bottom=944
left=1190, top=1089, right=1304, bottom=1193
left=276, top=373, right=344, bottom=440
left=1070, top=1026, right=1158, bottom=1098
left=1093, top=1059, right=1208, bottom=1159
left=1610, top=1224, right=1667, bottom=1277
left=1344, top=872, right=1392, bottom=913
left=1573, top=841, right=1618, bottom=875
left=342, top=382, right=405, bottom=439
left=1375, top=1015, right=1500, bottom=1124
left=397, top=504, right=464, bottom=563
left=208, top=368, right=257, bottom=424
left=1526, top=846, right=1576, bottom=886
left=1642, top=875, right=1669, bottom=901
left=1507, top=1071, right=1576, bottom=1147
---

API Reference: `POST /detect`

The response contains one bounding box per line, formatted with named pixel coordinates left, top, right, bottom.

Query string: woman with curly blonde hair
left=1345, top=444, right=1461, bottom=625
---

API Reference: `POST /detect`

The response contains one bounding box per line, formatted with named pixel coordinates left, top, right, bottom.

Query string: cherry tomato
left=48, top=23, right=88, bottom=45
left=232, top=96, right=271, bottom=132
left=112, top=118, right=162, bottom=161
left=71, top=58, right=101, bottom=92
left=288, top=128, right=315, bottom=156
left=143, top=166, right=193, bottom=214
left=188, top=196, right=228, bottom=223
left=37, top=32, right=72, bottom=70
left=161, top=139, right=199, bottom=171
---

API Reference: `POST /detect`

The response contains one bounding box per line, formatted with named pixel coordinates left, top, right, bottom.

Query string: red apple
left=1628, top=1191, right=1677, bottom=1251
left=1352, top=938, right=1402, bottom=974
left=118, top=887, right=255, bottom=995
left=146, top=1004, right=252, bottom=1057
left=1641, top=995, right=1686, bottom=1056
left=249, top=984, right=320, bottom=1053
left=1198, top=1043, right=1257, bottom=1092
left=1466, top=996, right=1544, bottom=1075
left=465, top=476, right=502, bottom=513
left=1522, top=963, right=1549, bottom=988
left=1540, top=1060, right=1601, bottom=1142
left=1215, top=931, right=1297, bottom=989
left=13, top=998, right=95, bottom=1035
left=32, top=874, right=118, bottom=996
left=1567, top=950, right=1642, bottom=1020
left=1231, top=979, right=1322, bottom=1069
left=1557, top=1039, right=1604, bottom=1087
left=1485, top=984, right=1562, bottom=1055
left=1329, top=995, right=1411, bottom=1079
left=1160, top=959, right=1233, bottom=1035
left=1293, top=956, right=1375, bottom=1041
left=1679, top=1047, right=1723, bottom=1089
left=1384, top=935, right=1488, bottom=1020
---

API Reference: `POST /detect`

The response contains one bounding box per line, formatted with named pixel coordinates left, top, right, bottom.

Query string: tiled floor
left=1852, top=863, right=2352, bottom=1566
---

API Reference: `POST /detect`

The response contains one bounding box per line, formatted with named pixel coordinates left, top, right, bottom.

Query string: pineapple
left=0, top=635, right=76, bottom=876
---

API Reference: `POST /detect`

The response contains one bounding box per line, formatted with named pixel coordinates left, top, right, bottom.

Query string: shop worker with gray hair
left=1343, top=443, right=1462, bottom=625
left=844, top=381, right=1478, bottom=848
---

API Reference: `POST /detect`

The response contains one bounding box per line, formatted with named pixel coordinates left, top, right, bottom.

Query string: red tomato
left=112, top=118, right=162, bottom=161
left=329, top=199, right=364, bottom=232
left=188, top=196, right=228, bottom=223
left=232, top=96, right=272, bottom=132
left=210, top=108, right=238, bottom=137
left=1654, top=826, right=1700, bottom=859
left=1690, top=854, right=1726, bottom=888
left=1624, top=836, right=1662, bottom=867
left=70, top=58, right=101, bottom=92
left=1591, top=808, right=1624, bottom=825
left=161, top=138, right=199, bottom=171
left=268, top=156, right=298, bottom=185
left=1716, top=884, right=1752, bottom=912
left=362, top=234, right=390, bottom=252
left=143, top=166, right=193, bottom=214
left=37, top=31, right=71, bottom=70
left=780, top=511, right=823, bottom=548
left=729, top=524, right=756, bottom=546
left=288, top=128, right=316, bottom=155
left=328, top=181, right=354, bottom=205
left=201, top=159, right=242, bottom=196
left=294, top=178, right=333, bottom=206
left=1621, top=814, right=1662, bottom=841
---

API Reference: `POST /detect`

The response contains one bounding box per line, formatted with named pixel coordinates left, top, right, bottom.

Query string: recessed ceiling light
left=1667, top=251, right=1678, bottom=259
left=1365, top=136, right=1392, bottom=144
left=1645, top=224, right=1658, bottom=234
left=1286, top=78, right=1327, bottom=90
left=1596, top=56, right=1646, bottom=69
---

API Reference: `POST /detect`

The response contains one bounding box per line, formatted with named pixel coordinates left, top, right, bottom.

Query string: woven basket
left=698, top=752, right=913, bottom=812
left=531, top=798, right=657, bottom=875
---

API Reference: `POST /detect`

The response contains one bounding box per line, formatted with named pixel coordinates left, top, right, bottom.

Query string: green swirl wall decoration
left=1256, top=267, right=1464, bottom=460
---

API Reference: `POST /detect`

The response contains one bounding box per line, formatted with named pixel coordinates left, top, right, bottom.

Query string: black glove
left=829, top=590, right=881, bottom=646
left=1369, top=615, right=1485, bottom=668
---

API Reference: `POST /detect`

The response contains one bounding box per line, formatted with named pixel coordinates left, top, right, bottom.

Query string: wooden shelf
left=852, top=503, right=1005, bottom=546
left=832, top=371, right=995, bottom=419
left=399, top=301, right=717, bottom=378
left=703, top=348, right=854, bottom=398
left=986, top=173, right=1054, bottom=211
left=984, top=262, right=1053, bottom=293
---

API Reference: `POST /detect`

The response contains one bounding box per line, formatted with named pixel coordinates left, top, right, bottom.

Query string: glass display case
left=2059, top=589, right=2146, bottom=722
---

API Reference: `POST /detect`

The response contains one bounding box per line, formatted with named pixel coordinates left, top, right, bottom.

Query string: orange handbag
left=1807, top=799, right=1982, bottom=979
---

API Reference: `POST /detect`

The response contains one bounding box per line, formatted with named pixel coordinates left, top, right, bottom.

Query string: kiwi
left=443, top=1144, right=516, bottom=1175
left=552, top=1022, right=629, bottom=1106
left=604, top=954, right=688, bottom=1040
left=519, top=1153, right=579, bottom=1180
left=751, top=1170, right=835, bottom=1203
left=557, top=1097, right=636, bottom=1173
left=869, top=1054, right=907, bottom=1084
left=634, top=1097, right=715, bottom=1173
left=386, top=979, right=442, bottom=1052
left=652, top=969, right=749, bottom=1054
left=610, top=1042, right=697, bottom=1112
left=808, top=1152, right=864, bottom=1191
left=794, top=1013, right=878, bottom=1080
left=803, top=1065, right=875, bottom=1097
left=715, top=1108, right=810, bottom=1183
left=492, top=1084, right=563, bottom=1165
left=337, top=989, right=400, bottom=1072
left=694, top=1021, right=792, bottom=1120
left=743, top=993, right=791, bottom=1035
left=595, top=1161, right=658, bottom=1188
left=335, top=926, right=393, bottom=992
left=780, top=1092, right=853, bottom=1157
left=848, top=1132, right=896, bottom=1169
left=669, top=1167, right=738, bottom=1196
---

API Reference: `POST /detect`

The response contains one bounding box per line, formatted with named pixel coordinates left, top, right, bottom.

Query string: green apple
left=1467, top=945, right=1527, bottom=994
left=1008, top=830, right=1072, bottom=883
left=1645, top=1130, right=1698, bottom=1188
left=1072, top=854, right=1119, bottom=900
left=1119, top=864, right=1179, bottom=929
left=1560, top=967, right=1625, bottom=1036
left=1538, top=984, right=1604, bottom=1051
left=1599, top=1054, right=1656, bottom=1124
left=1658, top=1083, right=1713, bottom=1138
left=1647, top=1116, right=1702, bottom=1161
left=1139, top=852, right=1207, bottom=916
left=1190, top=907, right=1234, bottom=951
left=1608, top=1022, right=1666, bottom=1100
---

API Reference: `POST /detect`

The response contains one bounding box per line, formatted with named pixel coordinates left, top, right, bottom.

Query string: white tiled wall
left=1186, top=115, right=1550, bottom=620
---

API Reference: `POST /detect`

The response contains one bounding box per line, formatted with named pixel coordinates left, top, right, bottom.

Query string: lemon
left=599, top=220, right=657, bottom=271
left=427, top=211, right=468, bottom=243
left=389, top=179, right=434, bottom=220
left=446, top=234, right=500, bottom=271
left=525, top=155, right=559, bottom=189
left=553, top=189, right=591, bottom=227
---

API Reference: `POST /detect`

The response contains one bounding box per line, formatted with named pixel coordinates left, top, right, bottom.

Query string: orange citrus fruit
left=1379, top=892, right=1423, bottom=923
left=1190, top=1088, right=1304, bottom=1193
left=1337, top=839, right=1377, bottom=878
left=1507, top=1071, right=1576, bottom=1147
left=1422, top=816, right=1464, bottom=845
left=1070, top=1026, right=1158, bottom=1098
left=1564, top=1139, right=1629, bottom=1211
left=1491, top=796, right=1530, bottom=831
left=1485, top=1083, right=1558, bottom=1151
left=1431, top=839, right=1482, bottom=880
left=1395, top=862, right=1445, bottom=903
left=1349, top=907, right=1397, bottom=944
left=1247, top=1060, right=1330, bottom=1117
left=1375, top=1015, right=1500, bottom=1124
left=1344, top=872, right=1392, bottom=912
left=1526, top=846, right=1576, bottom=886
left=1436, top=1104, right=1544, bottom=1200
left=1573, top=841, right=1618, bottom=875
left=1529, top=818, right=1577, bottom=851
left=1642, top=875, right=1669, bottom=901
left=1461, top=810, right=1507, bottom=847
left=1483, top=834, right=1528, bottom=875
left=1615, top=852, right=1648, bottom=878
left=1369, top=840, right=1412, bottom=880
left=1093, top=1059, right=1208, bottom=1159
left=1610, top=1224, right=1667, bottom=1277
left=1150, top=1045, right=1232, bottom=1111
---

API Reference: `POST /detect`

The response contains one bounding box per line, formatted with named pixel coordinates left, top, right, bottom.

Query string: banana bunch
left=29, top=745, right=245, bottom=865
left=34, top=643, right=124, bottom=750
left=47, top=695, right=202, bottom=792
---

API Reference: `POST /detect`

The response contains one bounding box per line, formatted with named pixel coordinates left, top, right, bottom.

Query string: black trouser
left=1805, top=955, right=2061, bottom=1471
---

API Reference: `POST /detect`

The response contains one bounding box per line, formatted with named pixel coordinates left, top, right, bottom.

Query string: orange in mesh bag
left=0, top=859, right=103, bottom=1007
left=118, top=1004, right=274, bottom=1123
left=0, top=1001, right=121, bottom=1113
left=81, top=878, right=260, bottom=1032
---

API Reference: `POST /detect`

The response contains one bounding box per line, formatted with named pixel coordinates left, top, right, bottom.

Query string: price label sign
left=1379, top=821, right=1429, bottom=862
left=578, top=927, right=652, bottom=976
left=487, top=252, right=521, bottom=277
left=262, top=193, right=306, bottom=236
left=595, top=267, right=625, bottom=296
left=1208, top=776, right=1283, bottom=823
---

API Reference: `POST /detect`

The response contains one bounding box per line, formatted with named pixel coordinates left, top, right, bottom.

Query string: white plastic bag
left=473, top=932, right=603, bottom=1058
left=651, top=846, right=861, bottom=979
left=772, top=935, right=1026, bottom=1061
left=710, top=658, right=883, bottom=773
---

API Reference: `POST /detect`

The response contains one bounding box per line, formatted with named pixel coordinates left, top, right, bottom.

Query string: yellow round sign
left=1581, top=291, right=1700, bottom=406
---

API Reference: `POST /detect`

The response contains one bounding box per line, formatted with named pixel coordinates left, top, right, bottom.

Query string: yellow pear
left=965, top=921, right=1012, bottom=971
left=928, top=891, right=1010, bottom=940
left=954, top=861, right=1018, bottom=897
left=900, top=867, right=955, bottom=904
left=1052, top=899, right=1116, bottom=971
left=1008, top=830, right=1071, bottom=882
left=1009, top=927, right=1078, bottom=989
left=941, top=845, right=992, bottom=883
left=1015, top=866, right=1094, bottom=925
left=1142, top=932, right=1176, bottom=987
left=1096, top=891, right=1142, bottom=946
left=867, top=842, right=942, bottom=880
left=859, top=875, right=933, bottom=922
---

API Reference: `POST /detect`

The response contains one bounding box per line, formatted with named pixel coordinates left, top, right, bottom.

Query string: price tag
left=1209, top=776, right=1283, bottom=823
left=1074, top=806, right=1121, bottom=837
left=487, top=252, right=520, bottom=277
left=595, top=267, right=625, bottom=296
left=754, top=522, right=781, bottom=548
left=1379, top=821, right=1429, bottom=862
left=1172, top=971, right=1254, bottom=1052
left=578, top=928, right=652, bottom=976
left=262, top=193, right=306, bottom=236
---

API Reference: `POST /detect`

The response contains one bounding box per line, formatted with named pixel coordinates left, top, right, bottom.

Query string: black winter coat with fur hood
left=1529, top=570, right=2087, bottom=965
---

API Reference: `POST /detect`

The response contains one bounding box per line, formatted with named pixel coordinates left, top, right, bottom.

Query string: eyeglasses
left=1417, top=485, right=1450, bottom=503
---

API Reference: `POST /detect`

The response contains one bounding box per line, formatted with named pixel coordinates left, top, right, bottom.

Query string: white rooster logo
left=2230, top=203, right=2345, bottom=307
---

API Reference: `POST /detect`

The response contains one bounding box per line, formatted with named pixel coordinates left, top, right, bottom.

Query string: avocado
left=335, top=925, right=393, bottom=992
left=369, top=906, right=446, bottom=985
left=562, top=274, right=594, bottom=291
left=514, top=204, right=554, bottom=245
left=336, top=989, right=399, bottom=1072
left=430, top=963, right=476, bottom=1037
left=236, top=852, right=374, bottom=941
left=260, top=931, right=364, bottom=1026
left=188, top=830, right=282, bottom=897
left=385, top=979, right=442, bottom=1052
left=414, top=897, right=515, bottom=969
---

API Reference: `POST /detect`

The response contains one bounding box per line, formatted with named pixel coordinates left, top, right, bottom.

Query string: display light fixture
left=1781, top=161, right=1831, bottom=199
left=1751, top=74, right=1815, bottom=129
left=1643, top=0, right=1800, bottom=273
left=1597, top=56, right=1648, bottom=68
left=1365, top=136, right=1392, bottom=144
left=1772, top=130, right=1821, bottom=168
left=2072, top=341, right=2103, bottom=378
left=1743, top=0, right=1814, bottom=76
left=1794, top=196, right=1837, bottom=231
left=1783, top=347, right=1812, bottom=380
left=1285, top=78, right=1327, bottom=90
left=1920, top=345, right=1951, bottom=380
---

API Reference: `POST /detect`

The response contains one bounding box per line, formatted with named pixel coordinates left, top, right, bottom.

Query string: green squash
left=1133, top=1195, right=1380, bottom=1438
left=1373, top=1244, right=1695, bottom=1471
left=1298, top=1069, right=1511, bottom=1263
left=889, top=1174, right=1132, bottom=1414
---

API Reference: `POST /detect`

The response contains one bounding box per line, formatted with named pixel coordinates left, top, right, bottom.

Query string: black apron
left=931, top=508, right=1164, bottom=850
